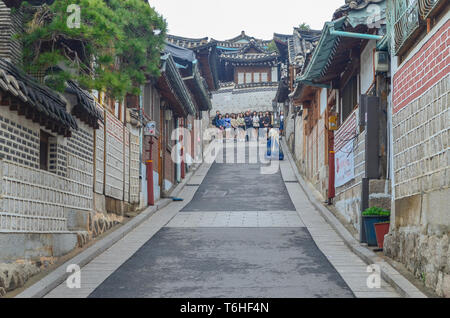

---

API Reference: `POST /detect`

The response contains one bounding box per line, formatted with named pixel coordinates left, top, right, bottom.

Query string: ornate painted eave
left=220, top=51, right=279, bottom=64
left=212, top=32, right=272, bottom=49
left=166, top=34, right=209, bottom=49
left=166, top=35, right=220, bottom=91
left=0, top=58, right=77, bottom=137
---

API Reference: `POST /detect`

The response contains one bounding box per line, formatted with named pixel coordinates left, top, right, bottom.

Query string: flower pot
left=363, top=216, right=390, bottom=246
left=374, top=222, right=390, bottom=249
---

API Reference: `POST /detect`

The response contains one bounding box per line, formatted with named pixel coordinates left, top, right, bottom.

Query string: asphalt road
left=89, top=144, right=354, bottom=298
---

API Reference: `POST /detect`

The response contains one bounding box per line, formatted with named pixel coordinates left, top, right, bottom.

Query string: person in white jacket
left=252, top=111, right=260, bottom=141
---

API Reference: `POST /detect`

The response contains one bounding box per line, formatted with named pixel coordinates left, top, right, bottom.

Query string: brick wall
left=392, top=19, right=449, bottom=115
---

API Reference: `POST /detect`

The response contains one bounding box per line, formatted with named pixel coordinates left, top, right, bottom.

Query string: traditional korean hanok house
left=166, top=34, right=220, bottom=142
left=154, top=48, right=197, bottom=197
left=139, top=37, right=216, bottom=205
left=212, top=31, right=280, bottom=116
left=383, top=0, right=449, bottom=296
left=165, top=41, right=213, bottom=168
left=294, top=0, right=391, bottom=241
left=273, top=28, right=321, bottom=157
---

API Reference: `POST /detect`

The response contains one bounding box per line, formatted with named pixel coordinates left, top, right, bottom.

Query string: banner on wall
left=335, top=139, right=355, bottom=188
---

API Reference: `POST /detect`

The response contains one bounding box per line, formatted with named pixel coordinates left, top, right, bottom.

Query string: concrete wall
left=384, top=16, right=450, bottom=297
left=212, top=86, right=277, bottom=115
left=0, top=233, right=78, bottom=263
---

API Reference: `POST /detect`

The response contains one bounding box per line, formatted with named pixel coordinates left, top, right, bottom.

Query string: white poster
left=335, top=140, right=355, bottom=188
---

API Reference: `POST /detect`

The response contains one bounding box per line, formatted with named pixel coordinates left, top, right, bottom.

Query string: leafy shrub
left=20, top=0, right=167, bottom=99
left=362, top=207, right=391, bottom=217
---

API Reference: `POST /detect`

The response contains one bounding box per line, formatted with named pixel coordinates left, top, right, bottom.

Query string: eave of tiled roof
left=3, top=0, right=55, bottom=8
left=0, top=58, right=77, bottom=137
left=220, top=51, right=279, bottom=63
left=158, top=54, right=196, bottom=116
left=66, top=80, right=103, bottom=129
left=333, top=0, right=384, bottom=20
left=166, top=34, right=209, bottom=49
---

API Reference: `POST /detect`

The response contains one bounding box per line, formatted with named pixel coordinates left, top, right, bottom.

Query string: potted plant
left=374, top=222, right=390, bottom=249
left=362, top=207, right=391, bottom=247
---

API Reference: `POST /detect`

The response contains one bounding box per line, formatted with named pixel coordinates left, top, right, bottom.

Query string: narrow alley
left=0, top=0, right=448, bottom=304
left=41, top=142, right=399, bottom=298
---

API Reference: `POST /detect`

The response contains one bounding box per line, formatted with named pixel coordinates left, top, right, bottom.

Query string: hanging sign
left=144, top=121, right=156, bottom=136
left=335, top=140, right=355, bottom=188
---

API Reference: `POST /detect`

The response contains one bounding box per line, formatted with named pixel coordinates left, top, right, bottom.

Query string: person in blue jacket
left=224, top=113, right=232, bottom=129
left=216, top=114, right=225, bottom=130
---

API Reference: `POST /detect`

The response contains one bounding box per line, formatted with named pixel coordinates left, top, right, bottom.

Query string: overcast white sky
left=148, top=0, right=346, bottom=40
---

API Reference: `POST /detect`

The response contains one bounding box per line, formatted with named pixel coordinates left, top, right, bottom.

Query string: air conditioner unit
left=375, top=51, right=389, bottom=73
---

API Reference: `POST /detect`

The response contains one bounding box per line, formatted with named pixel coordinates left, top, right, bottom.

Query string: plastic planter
left=374, top=222, right=390, bottom=249
left=363, top=216, right=390, bottom=246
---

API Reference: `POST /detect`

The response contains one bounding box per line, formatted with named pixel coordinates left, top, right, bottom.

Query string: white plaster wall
left=212, top=88, right=277, bottom=115
left=360, top=40, right=376, bottom=94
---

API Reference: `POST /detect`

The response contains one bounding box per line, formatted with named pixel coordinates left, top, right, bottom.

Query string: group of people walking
left=213, top=111, right=273, bottom=131
left=212, top=110, right=285, bottom=138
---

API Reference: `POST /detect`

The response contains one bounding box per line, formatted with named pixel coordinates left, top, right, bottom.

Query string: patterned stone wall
left=0, top=115, right=93, bottom=233
left=0, top=108, right=39, bottom=168
left=129, top=131, right=140, bottom=204
left=105, top=112, right=125, bottom=201
left=94, top=112, right=105, bottom=195
left=124, top=128, right=130, bottom=202
left=392, top=75, right=449, bottom=200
